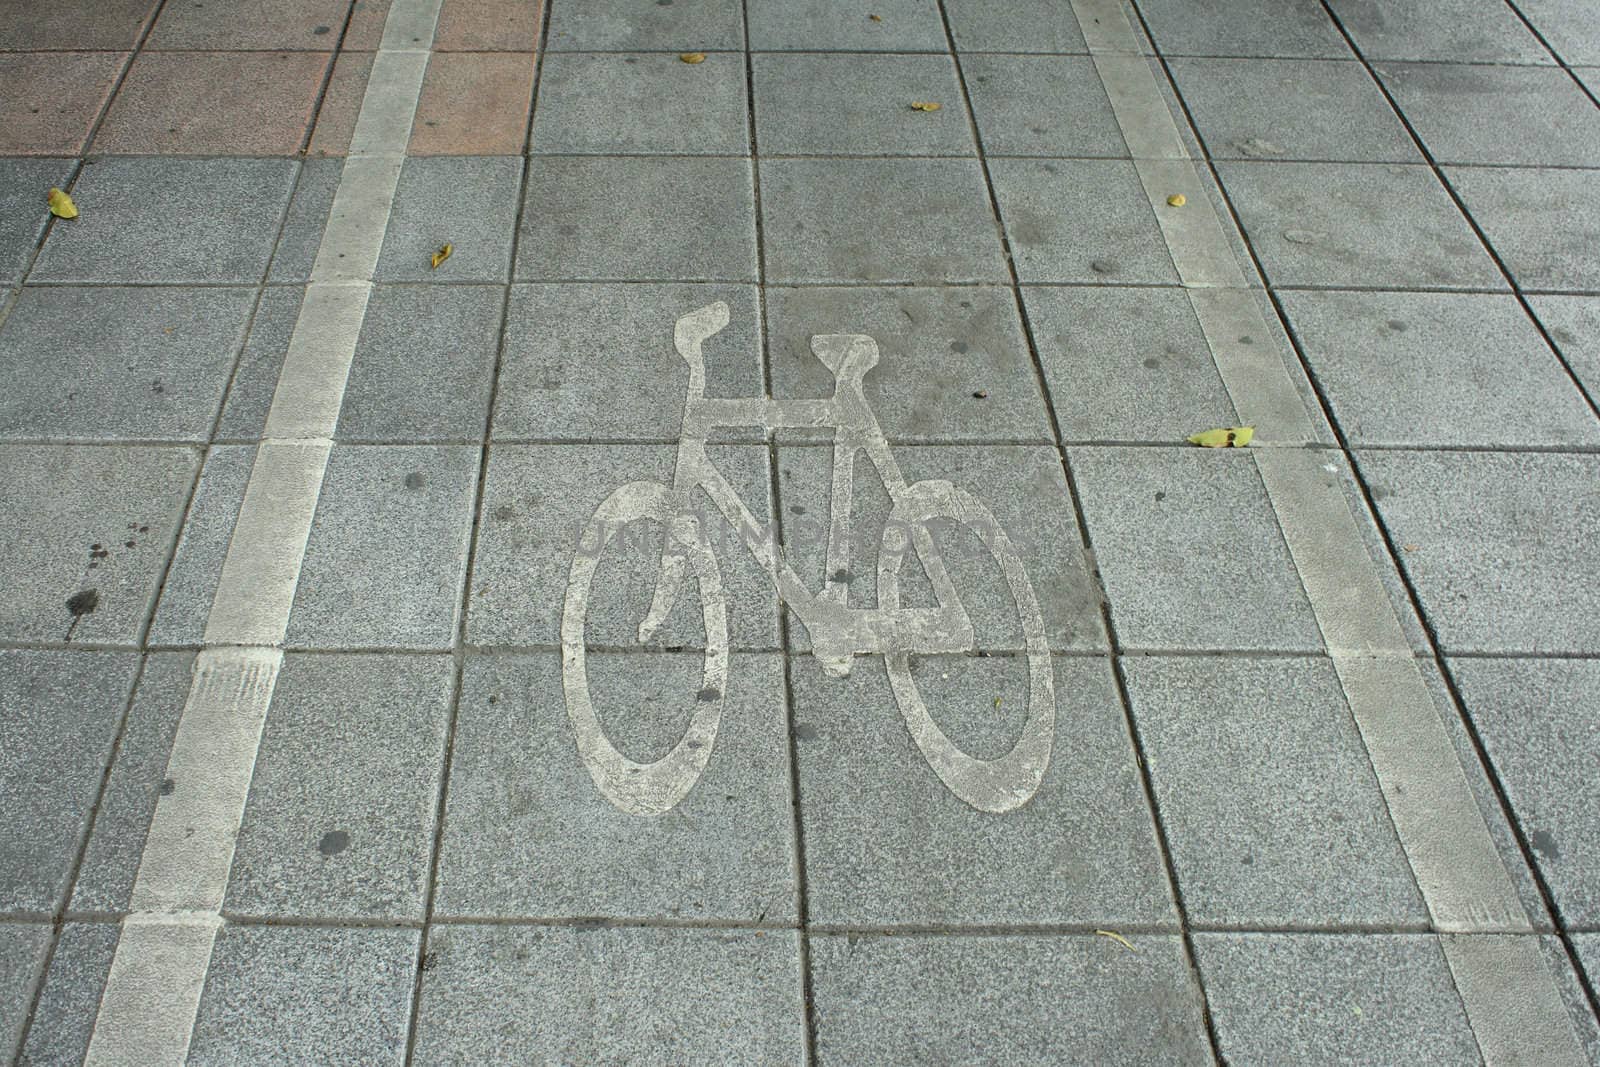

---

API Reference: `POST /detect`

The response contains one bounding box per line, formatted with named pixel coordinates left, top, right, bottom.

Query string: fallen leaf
left=909, top=101, right=942, bottom=112
left=431, top=243, right=453, bottom=269
left=1095, top=930, right=1137, bottom=953
left=1187, top=426, right=1254, bottom=448
left=1166, top=193, right=1186, bottom=207
left=680, top=52, right=706, bottom=64
left=993, top=696, right=1002, bottom=709
left=972, top=389, right=988, bottom=399
left=47, top=188, right=78, bottom=219
left=869, top=13, right=882, bottom=20
left=1403, top=543, right=1419, bottom=552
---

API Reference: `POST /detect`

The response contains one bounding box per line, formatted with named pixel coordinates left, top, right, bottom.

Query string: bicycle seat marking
left=561, top=302, right=1055, bottom=816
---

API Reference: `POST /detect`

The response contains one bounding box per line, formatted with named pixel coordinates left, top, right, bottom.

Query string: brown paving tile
left=435, top=0, right=542, bottom=51
left=147, top=0, right=352, bottom=50
left=409, top=52, right=533, bottom=155
left=308, top=51, right=375, bottom=156
left=0, top=0, right=157, bottom=50
left=0, top=52, right=127, bottom=155
left=94, top=52, right=332, bottom=155
left=341, top=0, right=392, bottom=50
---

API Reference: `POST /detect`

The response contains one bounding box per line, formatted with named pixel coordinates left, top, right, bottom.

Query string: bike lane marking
left=1069, top=0, right=1587, bottom=1062
left=83, top=3, right=442, bottom=1063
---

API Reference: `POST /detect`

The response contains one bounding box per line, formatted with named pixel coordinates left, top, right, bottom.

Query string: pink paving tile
left=409, top=52, right=534, bottom=155
left=94, top=51, right=333, bottom=155
left=435, top=0, right=542, bottom=51
left=0, top=0, right=158, bottom=50
left=147, top=0, right=352, bottom=50
left=0, top=52, right=127, bottom=155
left=307, top=51, right=374, bottom=156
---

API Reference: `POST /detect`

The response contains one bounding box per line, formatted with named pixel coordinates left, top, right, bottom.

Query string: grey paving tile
left=1543, top=934, right=1600, bottom=1061
left=224, top=654, right=453, bottom=921
left=148, top=447, right=252, bottom=646
left=809, top=933, right=1211, bottom=1064
left=1327, top=0, right=1554, bottom=63
left=1516, top=0, right=1600, bottom=65
left=0, top=445, right=198, bottom=645
left=285, top=445, right=478, bottom=651
left=1023, top=286, right=1238, bottom=442
left=1138, top=0, right=1350, bottom=58
left=752, top=53, right=972, bottom=156
left=1450, top=658, right=1600, bottom=927
left=516, top=156, right=757, bottom=282
left=434, top=652, right=796, bottom=921
left=71, top=653, right=190, bottom=912
left=962, top=54, right=1125, bottom=158
left=1281, top=289, right=1600, bottom=447
left=216, top=286, right=301, bottom=440
left=267, top=156, right=340, bottom=283
left=188, top=924, right=419, bottom=1067
left=1217, top=161, right=1504, bottom=290
left=776, top=445, right=1107, bottom=653
left=1449, top=165, right=1600, bottom=293
left=1577, top=66, right=1600, bottom=98
left=1070, top=448, right=1321, bottom=652
left=18, top=922, right=117, bottom=1067
left=533, top=53, right=748, bottom=155
left=1170, top=57, right=1418, bottom=162
left=1378, top=63, right=1600, bottom=167
left=336, top=284, right=502, bottom=442
left=491, top=282, right=763, bottom=442
left=375, top=156, right=522, bottom=282
left=412, top=925, right=804, bottom=1064
left=30, top=158, right=296, bottom=284
left=1531, top=294, right=1600, bottom=400
left=1125, top=656, right=1426, bottom=926
left=944, top=0, right=1089, bottom=54
left=1579, top=935, right=1600, bottom=996
left=1194, top=934, right=1477, bottom=1063
left=0, top=159, right=74, bottom=284
left=546, top=0, right=745, bottom=51
left=0, top=286, right=253, bottom=442
left=0, top=651, right=137, bottom=916
left=760, top=158, right=1007, bottom=284
left=467, top=443, right=780, bottom=649
left=990, top=159, right=1179, bottom=285
left=793, top=654, right=1176, bottom=926
left=0, top=924, right=49, bottom=1061
left=1359, top=449, right=1600, bottom=654
left=747, top=0, right=946, bottom=51
left=764, top=286, right=1051, bottom=443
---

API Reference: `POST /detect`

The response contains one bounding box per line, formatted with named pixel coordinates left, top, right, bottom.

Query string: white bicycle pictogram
left=562, top=302, right=1055, bottom=817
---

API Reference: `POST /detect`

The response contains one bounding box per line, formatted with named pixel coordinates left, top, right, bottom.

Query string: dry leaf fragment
left=869, top=13, right=882, bottom=20
left=1166, top=193, right=1186, bottom=207
left=1403, top=543, right=1419, bottom=552
left=431, top=243, right=453, bottom=269
left=1095, top=930, right=1137, bottom=952
left=1187, top=425, right=1254, bottom=448
left=909, top=101, right=942, bottom=112
left=47, top=188, right=78, bottom=219
left=972, top=389, right=988, bottom=399
left=680, top=52, right=706, bottom=64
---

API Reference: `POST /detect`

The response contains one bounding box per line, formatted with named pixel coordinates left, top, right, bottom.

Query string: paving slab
left=962, top=54, right=1125, bottom=158
left=306, top=51, right=377, bottom=157
left=0, top=159, right=75, bottom=284
left=0, top=924, right=50, bottom=1060
left=434, top=0, right=542, bottom=51
left=760, top=158, right=1006, bottom=284
left=375, top=156, right=523, bottom=282
left=224, top=654, right=453, bottom=921
left=1449, top=165, right=1600, bottom=293
left=468, top=443, right=780, bottom=649
left=0, top=52, right=126, bottom=156
left=1358, top=449, right=1600, bottom=655
left=1280, top=289, right=1600, bottom=447
left=746, top=0, right=947, bottom=52
left=516, top=156, right=758, bottom=282
left=188, top=924, right=419, bottom=1067
left=410, top=52, right=535, bottom=156
left=1123, top=656, right=1427, bottom=927
left=1069, top=447, right=1322, bottom=652
left=411, top=925, right=804, bottom=1064
left=0, top=650, right=138, bottom=916
left=545, top=0, right=745, bottom=51
left=1530, top=294, right=1600, bottom=400
left=267, top=157, right=342, bottom=282
left=1216, top=161, right=1504, bottom=290
left=1378, top=63, right=1600, bottom=168
left=1545, top=934, right=1600, bottom=1060
left=764, top=286, right=1050, bottom=443
left=1326, top=0, right=1554, bottom=64
left=285, top=445, right=479, bottom=651
left=0, top=286, right=254, bottom=442
left=18, top=922, right=117, bottom=1066
left=990, top=159, right=1179, bottom=285
left=1022, top=286, right=1238, bottom=442
left=792, top=654, right=1176, bottom=926
left=533, top=52, right=749, bottom=155
left=0, top=0, right=157, bottom=49
left=30, top=158, right=297, bottom=285
left=147, top=0, right=351, bottom=49
left=1579, top=935, right=1600, bottom=992
left=215, top=287, right=304, bottom=439
left=943, top=0, right=1088, bottom=54
left=1516, top=0, right=1600, bottom=65
left=491, top=282, right=764, bottom=442
left=0, top=445, right=198, bottom=645
left=434, top=652, right=796, bottom=921
left=809, top=933, right=1211, bottom=1064
left=1169, top=58, right=1418, bottom=163
left=1138, top=0, right=1350, bottom=59
left=1193, top=934, right=1478, bottom=1063
left=752, top=53, right=972, bottom=157
left=147, top=447, right=255, bottom=646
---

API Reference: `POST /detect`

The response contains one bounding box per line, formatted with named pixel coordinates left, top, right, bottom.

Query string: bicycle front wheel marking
left=561, top=481, right=730, bottom=816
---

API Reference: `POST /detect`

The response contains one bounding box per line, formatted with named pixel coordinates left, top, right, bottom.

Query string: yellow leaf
left=1166, top=193, right=1186, bottom=207
left=1095, top=930, right=1137, bottom=952
left=431, top=243, right=453, bottom=270
left=47, top=188, right=78, bottom=219
left=909, top=101, right=942, bottom=112
left=680, top=52, right=706, bottom=64
left=1187, top=426, right=1254, bottom=448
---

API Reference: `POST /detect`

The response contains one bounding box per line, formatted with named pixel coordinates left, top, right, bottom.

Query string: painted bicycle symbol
left=561, top=303, right=1055, bottom=816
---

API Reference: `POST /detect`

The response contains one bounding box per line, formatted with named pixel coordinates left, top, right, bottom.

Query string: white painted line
left=1072, top=1, right=1587, bottom=1061
left=85, top=0, right=444, bottom=1061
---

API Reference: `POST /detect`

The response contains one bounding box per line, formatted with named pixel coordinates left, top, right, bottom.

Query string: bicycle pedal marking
left=560, top=304, right=1056, bottom=817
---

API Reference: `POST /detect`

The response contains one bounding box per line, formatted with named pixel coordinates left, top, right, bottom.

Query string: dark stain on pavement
left=318, top=830, right=351, bottom=856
